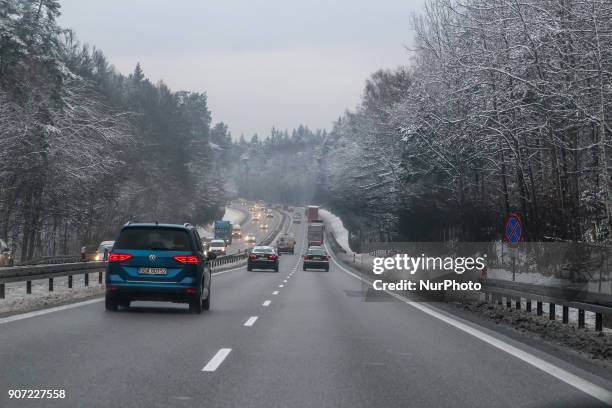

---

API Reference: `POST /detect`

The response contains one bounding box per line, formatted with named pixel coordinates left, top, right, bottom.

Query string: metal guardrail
left=480, top=279, right=612, bottom=331
left=0, top=206, right=290, bottom=300
left=209, top=253, right=248, bottom=268
left=0, top=261, right=107, bottom=298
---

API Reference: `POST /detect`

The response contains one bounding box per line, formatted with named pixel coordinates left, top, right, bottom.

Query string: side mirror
left=207, top=252, right=217, bottom=260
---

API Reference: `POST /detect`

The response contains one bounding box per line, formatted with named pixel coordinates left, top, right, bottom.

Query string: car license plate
left=312, top=256, right=321, bottom=260
left=139, top=267, right=167, bottom=275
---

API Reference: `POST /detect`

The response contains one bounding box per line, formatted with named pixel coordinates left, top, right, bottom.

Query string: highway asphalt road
left=1, top=216, right=612, bottom=407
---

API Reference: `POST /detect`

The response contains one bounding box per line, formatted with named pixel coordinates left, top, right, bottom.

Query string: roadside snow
left=320, top=209, right=352, bottom=254
left=0, top=275, right=104, bottom=316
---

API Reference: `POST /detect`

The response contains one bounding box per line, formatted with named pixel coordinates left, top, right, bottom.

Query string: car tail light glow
left=249, top=253, right=257, bottom=259
left=173, top=255, right=199, bottom=264
left=267, top=255, right=278, bottom=260
left=108, top=253, right=132, bottom=262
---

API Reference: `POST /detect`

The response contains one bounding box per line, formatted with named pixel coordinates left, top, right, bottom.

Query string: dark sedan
left=247, top=246, right=279, bottom=272
left=303, top=247, right=330, bottom=271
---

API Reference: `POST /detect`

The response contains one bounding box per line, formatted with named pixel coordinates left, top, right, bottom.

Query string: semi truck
left=306, top=205, right=319, bottom=222
left=214, top=220, right=233, bottom=244
left=307, top=220, right=325, bottom=247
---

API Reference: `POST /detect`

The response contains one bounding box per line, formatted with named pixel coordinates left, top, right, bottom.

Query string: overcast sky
left=58, top=0, right=425, bottom=139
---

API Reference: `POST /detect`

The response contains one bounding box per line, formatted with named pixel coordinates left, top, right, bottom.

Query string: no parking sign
left=504, top=213, right=523, bottom=247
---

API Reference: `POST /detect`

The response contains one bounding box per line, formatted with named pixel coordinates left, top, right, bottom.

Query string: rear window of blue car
left=115, top=228, right=192, bottom=251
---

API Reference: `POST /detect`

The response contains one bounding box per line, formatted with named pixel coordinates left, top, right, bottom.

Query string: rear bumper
left=277, top=246, right=294, bottom=253
left=248, top=260, right=278, bottom=270
left=304, top=261, right=329, bottom=269
left=106, top=281, right=200, bottom=303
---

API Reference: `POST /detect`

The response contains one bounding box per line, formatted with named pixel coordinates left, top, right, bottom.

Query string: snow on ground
left=487, top=267, right=612, bottom=294
left=455, top=299, right=612, bottom=361
left=320, top=209, right=352, bottom=254
left=0, top=274, right=104, bottom=315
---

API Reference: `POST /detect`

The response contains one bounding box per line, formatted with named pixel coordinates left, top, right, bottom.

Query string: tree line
left=0, top=0, right=228, bottom=260
left=318, top=0, right=612, bottom=245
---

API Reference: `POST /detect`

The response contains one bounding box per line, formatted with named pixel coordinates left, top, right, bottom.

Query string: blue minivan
left=105, top=223, right=216, bottom=314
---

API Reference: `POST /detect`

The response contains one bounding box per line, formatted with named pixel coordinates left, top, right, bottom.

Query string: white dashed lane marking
left=244, top=316, right=258, bottom=327
left=262, top=300, right=271, bottom=307
left=202, top=348, right=232, bottom=372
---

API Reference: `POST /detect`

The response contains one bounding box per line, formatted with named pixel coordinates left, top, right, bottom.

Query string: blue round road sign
left=504, top=213, right=523, bottom=246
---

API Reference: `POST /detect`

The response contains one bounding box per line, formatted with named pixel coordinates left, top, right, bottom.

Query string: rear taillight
left=108, top=253, right=132, bottom=262
left=268, top=255, right=278, bottom=261
left=324, top=256, right=330, bottom=261
left=249, top=253, right=257, bottom=259
left=303, top=256, right=309, bottom=260
left=173, top=255, right=199, bottom=264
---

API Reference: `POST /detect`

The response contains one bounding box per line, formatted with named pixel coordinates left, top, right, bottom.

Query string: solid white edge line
left=325, top=244, right=612, bottom=406
left=0, top=298, right=104, bottom=325
left=262, top=300, right=271, bottom=306
left=202, top=348, right=232, bottom=372
left=244, top=316, right=258, bottom=327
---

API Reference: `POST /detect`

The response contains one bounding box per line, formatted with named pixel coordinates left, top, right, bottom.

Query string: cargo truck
left=214, top=220, right=233, bottom=244
left=307, top=220, right=325, bottom=247
left=306, top=205, right=319, bottom=222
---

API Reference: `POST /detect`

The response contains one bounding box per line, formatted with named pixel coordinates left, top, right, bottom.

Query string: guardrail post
left=85, top=273, right=89, bottom=287
left=49, top=277, right=53, bottom=292
left=99, top=271, right=103, bottom=284
left=549, top=303, right=555, bottom=320
left=497, top=294, right=502, bottom=305
left=68, top=275, right=73, bottom=288
left=515, top=298, right=521, bottom=310
left=562, top=306, right=569, bottom=324
left=0, top=283, right=4, bottom=299
left=595, top=313, right=603, bottom=331
left=537, top=301, right=543, bottom=316
left=26, top=280, right=32, bottom=294
left=578, top=309, right=585, bottom=328
left=526, top=299, right=531, bottom=312
left=506, top=297, right=511, bottom=308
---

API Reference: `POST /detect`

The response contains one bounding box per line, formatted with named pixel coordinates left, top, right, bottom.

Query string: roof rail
left=124, top=221, right=132, bottom=226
